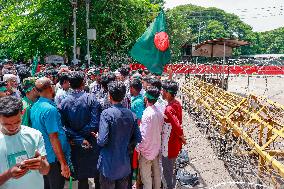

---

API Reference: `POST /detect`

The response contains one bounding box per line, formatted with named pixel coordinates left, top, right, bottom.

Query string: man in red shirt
left=161, top=80, right=186, bottom=189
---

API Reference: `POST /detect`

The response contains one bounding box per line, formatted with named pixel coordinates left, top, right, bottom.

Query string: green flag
left=31, top=53, right=38, bottom=76
left=130, top=10, right=171, bottom=75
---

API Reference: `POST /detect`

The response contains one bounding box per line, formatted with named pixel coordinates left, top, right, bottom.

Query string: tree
left=166, top=5, right=259, bottom=61
left=0, top=0, right=159, bottom=67
left=259, top=27, right=284, bottom=54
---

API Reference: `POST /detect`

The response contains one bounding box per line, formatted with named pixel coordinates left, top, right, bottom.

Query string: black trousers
left=44, top=162, right=65, bottom=189
left=100, top=174, right=129, bottom=189
left=78, top=177, right=100, bottom=189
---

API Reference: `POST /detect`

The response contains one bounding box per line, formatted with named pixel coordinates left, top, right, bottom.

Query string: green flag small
left=31, top=53, right=39, bottom=76
left=130, top=10, right=171, bottom=75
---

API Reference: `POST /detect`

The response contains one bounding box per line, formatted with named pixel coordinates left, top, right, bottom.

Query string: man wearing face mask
left=30, top=77, right=71, bottom=189
left=0, top=96, right=50, bottom=189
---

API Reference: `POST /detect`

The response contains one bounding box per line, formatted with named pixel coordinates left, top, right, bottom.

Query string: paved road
left=177, top=112, right=238, bottom=189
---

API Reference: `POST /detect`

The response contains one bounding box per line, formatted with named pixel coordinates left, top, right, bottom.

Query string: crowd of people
left=0, top=60, right=186, bottom=189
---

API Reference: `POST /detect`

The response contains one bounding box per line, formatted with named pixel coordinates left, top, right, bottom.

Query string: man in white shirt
left=0, top=96, right=50, bottom=189
left=136, top=87, right=164, bottom=189
left=54, top=72, right=70, bottom=107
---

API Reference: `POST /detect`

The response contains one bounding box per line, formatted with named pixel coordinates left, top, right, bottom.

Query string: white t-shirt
left=0, top=126, right=47, bottom=189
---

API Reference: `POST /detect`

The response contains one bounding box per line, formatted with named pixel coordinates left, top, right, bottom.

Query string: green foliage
left=166, top=5, right=259, bottom=60
left=259, top=27, right=284, bottom=54
left=1, top=1, right=283, bottom=65
left=0, top=0, right=159, bottom=65
left=150, top=0, right=165, bottom=7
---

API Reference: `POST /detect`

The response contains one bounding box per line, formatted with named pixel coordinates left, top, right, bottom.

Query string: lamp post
left=86, top=0, right=90, bottom=68
left=195, top=22, right=205, bottom=65
left=72, top=0, right=78, bottom=65
left=222, top=40, right=226, bottom=89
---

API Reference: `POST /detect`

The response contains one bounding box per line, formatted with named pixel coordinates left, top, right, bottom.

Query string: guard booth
left=192, top=38, right=249, bottom=90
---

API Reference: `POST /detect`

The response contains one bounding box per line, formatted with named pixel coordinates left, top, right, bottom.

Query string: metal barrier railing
left=181, top=77, right=284, bottom=187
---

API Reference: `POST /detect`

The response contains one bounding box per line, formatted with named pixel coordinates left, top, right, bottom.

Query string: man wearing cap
left=21, top=77, right=39, bottom=127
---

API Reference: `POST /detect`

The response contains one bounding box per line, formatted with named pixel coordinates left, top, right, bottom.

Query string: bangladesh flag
left=130, top=10, right=171, bottom=75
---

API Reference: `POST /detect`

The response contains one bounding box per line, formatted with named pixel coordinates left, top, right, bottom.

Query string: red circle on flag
left=154, top=32, right=170, bottom=52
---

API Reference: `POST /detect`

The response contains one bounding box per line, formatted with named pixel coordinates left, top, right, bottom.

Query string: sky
left=164, top=0, right=284, bottom=32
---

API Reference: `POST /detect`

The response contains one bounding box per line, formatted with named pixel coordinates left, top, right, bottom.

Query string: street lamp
left=71, top=0, right=78, bottom=65
left=86, top=0, right=90, bottom=68
left=195, top=22, right=205, bottom=65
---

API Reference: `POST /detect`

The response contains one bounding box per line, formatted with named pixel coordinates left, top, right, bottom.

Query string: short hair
left=137, top=69, right=143, bottom=75
left=44, top=70, right=52, bottom=77
left=142, top=76, right=151, bottom=83
left=132, top=72, right=142, bottom=80
left=69, top=71, right=85, bottom=89
left=162, top=80, right=179, bottom=96
left=100, top=74, right=109, bottom=90
left=17, top=67, right=31, bottom=82
left=0, top=96, right=23, bottom=117
left=130, top=79, right=142, bottom=92
left=118, top=67, right=129, bottom=77
left=108, top=72, right=116, bottom=83
left=149, top=78, right=162, bottom=91
left=143, top=69, right=150, bottom=75
left=108, top=81, right=126, bottom=102
left=145, top=86, right=160, bottom=104
left=100, top=73, right=116, bottom=90
left=58, top=72, right=70, bottom=86
left=51, top=69, right=58, bottom=77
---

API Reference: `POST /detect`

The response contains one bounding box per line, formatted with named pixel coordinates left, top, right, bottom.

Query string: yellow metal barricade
left=181, top=77, right=284, bottom=186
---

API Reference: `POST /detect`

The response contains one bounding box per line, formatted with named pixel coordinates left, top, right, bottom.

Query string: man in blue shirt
left=97, top=81, right=142, bottom=189
left=60, top=71, right=101, bottom=189
left=129, top=78, right=145, bottom=188
left=130, top=79, right=145, bottom=122
left=30, top=77, right=71, bottom=189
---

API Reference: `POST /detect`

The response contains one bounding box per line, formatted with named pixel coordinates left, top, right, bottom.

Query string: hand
left=22, top=151, right=42, bottom=170
left=180, top=135, right=187, bottom=144
left=9, top=165, right=28, bottom=179
left=60, top=163, right=70, bottom=178
left=81, top=139, right=91, bottom=149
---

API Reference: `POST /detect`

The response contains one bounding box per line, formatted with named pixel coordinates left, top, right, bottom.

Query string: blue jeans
left=99, top=174, right=129, bottom=189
